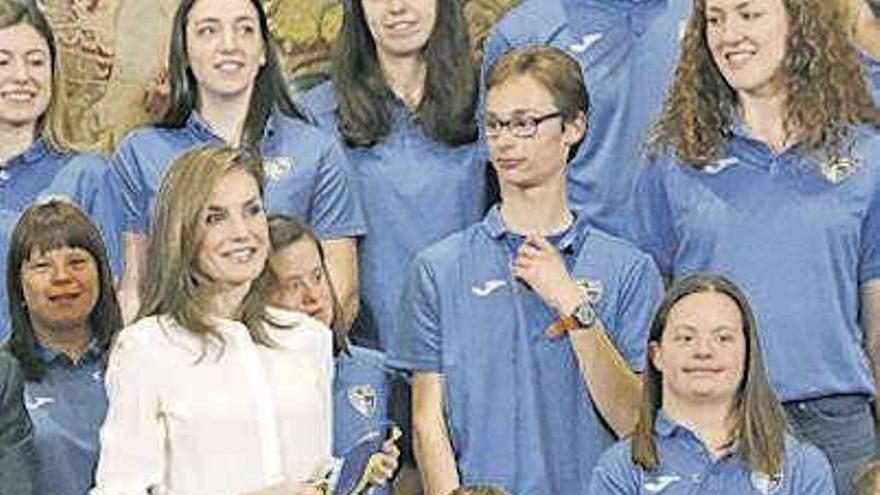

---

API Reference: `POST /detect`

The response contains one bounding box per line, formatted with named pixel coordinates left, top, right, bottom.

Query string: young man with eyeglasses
left=480, top=0, right=691, bottom=240
left=388, top=46, right=663, bottom=495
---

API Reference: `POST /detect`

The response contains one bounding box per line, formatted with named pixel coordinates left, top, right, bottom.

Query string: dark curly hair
left=649, top=0, right=880, bottom=168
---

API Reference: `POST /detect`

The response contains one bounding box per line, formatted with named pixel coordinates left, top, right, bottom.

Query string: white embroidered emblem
left=25, top=396, right=55, bottom=410
left=578, top=278, right=604, bottom=304
left=264, top=156, right=294, bottom=181
left=471, top=279, right=507, bottom=297
left=821, top=156, right=859, bottom=184
left=570, top=33, right=603, bottom=53
left=751, top=471, right=784, bottom=495
left=348, top=385, right=377, bottom=418
left=643, top=474, right=681, bottom=493
left=703, top=157, right=739, bottom=174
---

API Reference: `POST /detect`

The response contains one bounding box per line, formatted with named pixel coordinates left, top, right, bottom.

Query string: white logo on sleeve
left=751, top=471, right=783, bottom=494
left=570, top=33, right=603, bottom=53
left=348, top=385, right=377, bottom=418
left=471, top=279, right=507, bottom=297
left=643, top=474, right=681, bottom=492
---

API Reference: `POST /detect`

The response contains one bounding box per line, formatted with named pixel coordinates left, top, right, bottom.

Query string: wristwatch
left=546, top=299, right=598, bottom=337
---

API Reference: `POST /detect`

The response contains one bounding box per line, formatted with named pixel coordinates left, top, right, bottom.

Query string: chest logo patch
left=570, top=33, right=603, bottom=53
left=821, top=156, right=859, bottom=184
left=643, top=473, right=681, bottom=492
left=25, top=396, right=55, bottom=410
left=348, top=385, right=377, bottom=418
left=472, top=279, right=507, bottom=297
left=751, top=471, right=783, bottom=494
left=264, top=156, right=294, bottom=181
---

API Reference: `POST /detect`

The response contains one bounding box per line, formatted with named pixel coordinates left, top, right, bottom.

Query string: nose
left=716, top=17, right=746, bottom=45
left=219, top=25, right=239, bottom=52
left=10, top=57, right=29, bottom=82
left=387, top=0, right=406, bottom=13
left=51, top=262, right=73, bottom=284
left=692, top=337, right=715, bottom=358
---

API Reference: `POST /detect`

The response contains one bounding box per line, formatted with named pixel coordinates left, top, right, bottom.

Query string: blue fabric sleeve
left=612, top=254, right=663, bottom=372
left=311, top=139, right=366, bottom=239
left=629, top=158, right=677, bottom=276
left=587, top=441, right=639, bottom=495
left=388, top=256, right=443, bottom=372
left=788, top=440, right=836, bottom=495
left=109, top=134, right=150, bottom=233
left=860, top=170, right=880, bottom=282
left=0, top=352, right=35, bottom=495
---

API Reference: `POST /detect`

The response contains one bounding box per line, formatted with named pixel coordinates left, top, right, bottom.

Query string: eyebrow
left=0, top=48, right=47, bottom=57
left=192, top=14, right=257, bottom=25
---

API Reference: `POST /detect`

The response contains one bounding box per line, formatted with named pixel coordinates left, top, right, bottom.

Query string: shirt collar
left=481, top=204, right=586, bottom=253
left=35, top=338, right=102, bottom=366
left=5, top=138, right=53, bottom=168
left=654, top=409, right=740, bottom=458
left=186, top=109, right=281, bottom=147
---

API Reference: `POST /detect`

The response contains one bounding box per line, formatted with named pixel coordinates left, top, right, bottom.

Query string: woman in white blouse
left=92, top=146, right=395, bottom=495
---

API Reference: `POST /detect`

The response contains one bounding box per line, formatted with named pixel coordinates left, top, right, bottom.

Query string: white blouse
left=91, top=309, right=334, bottom=495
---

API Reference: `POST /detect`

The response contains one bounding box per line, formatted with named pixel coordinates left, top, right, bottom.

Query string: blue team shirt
left=389, top=206, right=663, bottom=495
left=481, top=0, right=690, bottom=237
left=24, top=341, right=106, bottom=495
left=333, top=345, right=392, bottom=495
left=0, top=140, right=118, bottom=340
left=299, top=82, right=486, bottom=349
left=631, top=125, right=880, bottom=401
left=106, top=110, right=365, bottom=239
left=589, top=412, right=835, bottom=495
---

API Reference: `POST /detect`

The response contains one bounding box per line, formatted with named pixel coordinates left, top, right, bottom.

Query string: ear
left=648, top=341, right=664, bottom=373
left=562, top=110, right=587, bottom=147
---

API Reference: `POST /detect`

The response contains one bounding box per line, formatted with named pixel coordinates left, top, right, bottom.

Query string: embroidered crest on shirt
left=820, top=156, right=859, bottom=184
left=751, top=471, right=784, bottom=495
left=264, top=156, right=294, bottom=181
left=472, top=279, right=507, bottom=297
left=643, top=473, right=681, bottom=492
left=703, top=157, right=739, bottom=174
left=25, top=396, right=55, bottom=410
left=348, top=385, right=377, bottom=418
left=570, top=33, right=603, bottom=53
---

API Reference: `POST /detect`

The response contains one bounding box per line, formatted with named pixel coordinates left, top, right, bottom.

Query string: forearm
left=861, top=279, right=880, bottom=429
left=117, top=233, right=145, bottom=323
left=412, top=373, right=459, bottom=495
left=321, top=238, right=359, bottom=331
left=569, top=322, right=643, bottom=437
left=413, top=419, right=459, bottom=495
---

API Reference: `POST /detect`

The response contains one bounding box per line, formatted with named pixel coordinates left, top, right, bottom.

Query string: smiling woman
left=6, top=199, right=123, bottom=495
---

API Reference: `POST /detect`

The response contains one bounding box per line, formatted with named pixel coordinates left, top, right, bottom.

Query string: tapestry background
left=38, top=0, right=519, bottom=151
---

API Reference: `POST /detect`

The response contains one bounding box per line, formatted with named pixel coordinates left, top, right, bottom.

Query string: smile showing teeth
left=215, top=61, right=244, bottom=71
left=1, top=91, right=36, bottom=101
left=725, top=51, right=754, bottom=66
left=48, top=293, right=81, bottom=303
left=224, top=247, right=256, bottom=263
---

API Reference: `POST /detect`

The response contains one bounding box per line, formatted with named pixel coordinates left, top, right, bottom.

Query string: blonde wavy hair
left=649, top=0, right=880, bottom=168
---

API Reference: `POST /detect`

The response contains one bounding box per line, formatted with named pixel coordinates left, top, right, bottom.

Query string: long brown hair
left=7, top=200, right=123, bottom=381
left=631, top=273, right=787, bottom=476
left=159, top=0, right=306, bottom=148
left=138, top=146, right=275, bottom=354
left=0, top=0, right=72, bottom=152
left=331, top=0, right=477, bottom=147
left=649, top=0, right=880, bottom=168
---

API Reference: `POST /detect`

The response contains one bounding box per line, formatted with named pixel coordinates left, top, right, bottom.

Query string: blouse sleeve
left=91, top=328, right=166, bottom=495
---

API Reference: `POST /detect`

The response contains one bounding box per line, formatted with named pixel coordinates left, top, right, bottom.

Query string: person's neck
left=0, top=123, right=36, bottom=167
left=378, top=51, right=426, bottom=110
left=208, top=282, right=251, bottom=320
left=499, top=179, right=573, bottom=235
left=738, top=88, right=790, bottom=153
left=663, top=398, right=737, bottom=456
left=198, top=91, right=253, bottom=147
left=856, top=2, right=880, bottom=60
left=33, top=322, right=91, bottom=362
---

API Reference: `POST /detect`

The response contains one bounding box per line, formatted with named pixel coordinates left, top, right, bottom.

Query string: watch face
left=574, top=302, right=596, bottom=328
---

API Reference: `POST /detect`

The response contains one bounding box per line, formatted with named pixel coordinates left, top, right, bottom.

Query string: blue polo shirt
left=24, top=341, right=106, bottom=495
left=389, top=206, right=663, bottom=495
left=0, top=209, right=19, bottom=342
left=862, top=49, right=880, bottom=103
left=106, top=110, right=365, bottom=240
left=299, top=82, right=486, bottom=349
left=480, top=0, right=691, bottom=237
left=631, top=125, right=880, bottom=401
left=333, top=345, right=392, bottom=495
left=588, top=413, right=835, bottom=495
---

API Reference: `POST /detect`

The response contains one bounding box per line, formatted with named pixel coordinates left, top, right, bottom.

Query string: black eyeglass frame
left=484, top=111, right=563, bottom=139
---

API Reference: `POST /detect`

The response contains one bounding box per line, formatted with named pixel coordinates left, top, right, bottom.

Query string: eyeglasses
left=484, top=111, right=562, bottom=139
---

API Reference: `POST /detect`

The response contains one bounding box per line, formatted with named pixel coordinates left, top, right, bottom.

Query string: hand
left=241, top=481, right=323, bottom=495
left=368, top=427, right=401, bottom=486
left=511, top=233, right=583, bottom=316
